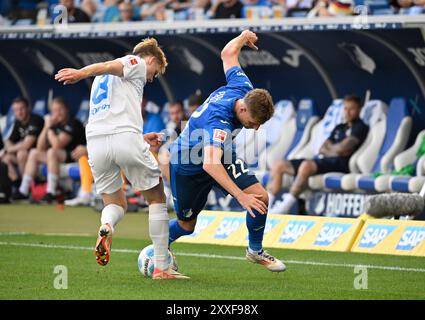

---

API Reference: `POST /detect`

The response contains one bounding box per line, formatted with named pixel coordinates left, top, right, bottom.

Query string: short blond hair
left=132, top=38, right=168, bottom=76
left=244, top=89, right=274, bottom=124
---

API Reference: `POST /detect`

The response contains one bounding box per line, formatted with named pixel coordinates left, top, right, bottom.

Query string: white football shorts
left=87, top=132, right=161, bottom=194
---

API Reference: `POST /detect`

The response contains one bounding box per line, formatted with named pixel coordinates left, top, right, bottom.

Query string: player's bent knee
left=17, top=149, right=28, bottom=161
left=102, top=190, right=128, bottom=212
left=28, top=148, right=39, bottom=159
left=178, top=219, right=196, bottom=233
left=272, top=160, right=286, bottom=173
left=259, top=191, right=269, bottom=208
left=300, top=160, right=317, bottom=175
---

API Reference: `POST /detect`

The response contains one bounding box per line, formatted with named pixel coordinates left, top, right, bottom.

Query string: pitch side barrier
left=1, top=15, right=424, bottom=127
left=176, top=210, right=425, bottom=256
left=0, top=15, right=424, bottom=38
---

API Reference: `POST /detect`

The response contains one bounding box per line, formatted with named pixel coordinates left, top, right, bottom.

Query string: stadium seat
left=389, top=129, right=425, bottom=193
left=41, top=163, right=81, bottom=181
left=1, top=105, right=15, bottom=140
left=325, top=98, right=412, bottom=192
left=259, top=99, right=318, bottom=171
left=76, top=100, right=89, bottom=125
left=310, top=99, right=388, bottom=190
left=33, top=100, right=47, bottom=117
left=235, top=100, right=295, bottom=168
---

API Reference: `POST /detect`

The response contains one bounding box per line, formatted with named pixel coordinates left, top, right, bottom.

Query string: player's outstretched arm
left=55, top=60, right=124, bottom=85
left=221, top=30, right=258, bottom=73
left=203, top=145, right=267, bottom=217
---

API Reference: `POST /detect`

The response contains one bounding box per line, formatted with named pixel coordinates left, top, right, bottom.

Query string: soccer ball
left=137, top=244, right=174, bottom=277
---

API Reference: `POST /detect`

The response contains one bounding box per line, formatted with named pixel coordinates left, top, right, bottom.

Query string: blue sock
left=246, top=209, right=267, bottom=252
left=169, top=219, right=193, bottom=245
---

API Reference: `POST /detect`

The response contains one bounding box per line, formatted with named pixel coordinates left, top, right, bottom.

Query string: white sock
left=78, top=189, right=91, bottom=199
left=101, top=204, right=125, bottom=233
left=248, top=247, right=262, bottom=254
left=269, top=193, right=297, bottom=214
left=268, top=192, right=275, bottom=210
left=46, top=173, right=58, bottom=195
left=19, top=175, right=33, bottom=195
left=149, top=203, right=169, bottom=271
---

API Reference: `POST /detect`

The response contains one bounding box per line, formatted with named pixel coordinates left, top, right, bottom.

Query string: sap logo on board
left=396, top=226, right=425, bottom=251
left=189, top=216, right=216, bottom=237
left=214, top=217, right=245, bottom=239
left=314, top=223, right=352, bottom=246
left=358, top=224, right=397, bottom=248
left=279, top=220, right=315, bottom=244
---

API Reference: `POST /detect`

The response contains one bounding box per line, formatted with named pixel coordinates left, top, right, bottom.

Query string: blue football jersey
left=170, top=66, right=254, bottom=175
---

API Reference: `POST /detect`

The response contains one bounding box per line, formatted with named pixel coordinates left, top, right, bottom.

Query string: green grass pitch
left=0, top=204, right=424, bottom=300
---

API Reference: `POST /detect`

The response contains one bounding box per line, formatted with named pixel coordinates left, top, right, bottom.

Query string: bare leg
left=2, top=153, right=18, bottom=181
left=46, top=148, right=67, bottom=195
left=290, top=160, right=318, bottom=197
left=267, top=160, right=295, bottom=196
left=23, top=149, right=46, bottom=178
left=16, top=149, right=28, bottom=176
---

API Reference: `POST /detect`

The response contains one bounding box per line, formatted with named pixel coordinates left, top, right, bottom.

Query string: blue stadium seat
left=41, top=163, right=81, bottom=181
left=76, top=100, right=89, bottom=126
left=356, top=98, right=412, bottom=192
left=254, top=99, right=320, bottom=187
left=33, top=100, right=46, bottom=117
left=285, top=99, right=318, bottom=159
left=2, top=106, right=15, bottom=140
left=236, top=100, right=296, bottom=168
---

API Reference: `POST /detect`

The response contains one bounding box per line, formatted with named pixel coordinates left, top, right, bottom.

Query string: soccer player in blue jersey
left=167, top=30, right=286, bottom=272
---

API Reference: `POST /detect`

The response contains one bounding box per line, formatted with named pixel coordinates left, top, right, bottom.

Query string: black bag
left=0, top=161, right=11, bottom=203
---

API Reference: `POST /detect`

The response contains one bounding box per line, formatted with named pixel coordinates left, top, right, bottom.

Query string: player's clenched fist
left=55, top=68, right=85, bottom=85
left=240, top=30, right=258, bottom=50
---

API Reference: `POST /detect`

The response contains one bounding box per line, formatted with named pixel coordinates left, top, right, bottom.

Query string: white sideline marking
left=0, top=241, right=424, bottom=273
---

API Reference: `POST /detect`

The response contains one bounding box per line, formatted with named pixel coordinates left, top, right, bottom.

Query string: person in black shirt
left=268, top=95, right=369, bottom=214
left=0, top=97, right=44, bottom=190
left=214, top=0, right=243, bottom=19
left=60, top=0, right=91, bottom=23
left=12, top=97, right=86, bottom=202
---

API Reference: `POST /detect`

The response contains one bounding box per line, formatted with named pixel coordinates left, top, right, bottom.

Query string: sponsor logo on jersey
left=130, top=58, right=138, bottom=65
left=396, top=226, right=425, bottom=251
left=279, top=220, right=315, bottom=244
left=314, top=222, right=352, bottom=246
left=213, top=129, right=227, bottom=143
left=358, top=224, right=397, bottom=248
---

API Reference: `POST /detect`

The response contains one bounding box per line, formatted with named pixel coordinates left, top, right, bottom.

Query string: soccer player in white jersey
left=55, top=38, right=188, bottom=279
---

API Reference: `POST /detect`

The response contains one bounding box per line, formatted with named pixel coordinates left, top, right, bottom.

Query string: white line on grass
left=0, top=241, right=424, bottom=273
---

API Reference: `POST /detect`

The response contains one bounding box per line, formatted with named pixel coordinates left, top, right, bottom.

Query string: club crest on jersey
left=130, top=58, right=138, bottom=65
left=213, top=129, right=227, bottom=143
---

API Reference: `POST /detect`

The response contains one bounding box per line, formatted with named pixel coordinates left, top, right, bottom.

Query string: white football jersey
left=86, top=55, right=147, bottom=137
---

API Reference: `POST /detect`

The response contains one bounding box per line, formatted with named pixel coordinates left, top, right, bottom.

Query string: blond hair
left=132, top=38, right=168, bottom=76
left=244, top=89, right=274, bottom=124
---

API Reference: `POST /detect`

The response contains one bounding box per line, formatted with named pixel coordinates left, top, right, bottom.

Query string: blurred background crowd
left=0, top=0, right=424, bottom=26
